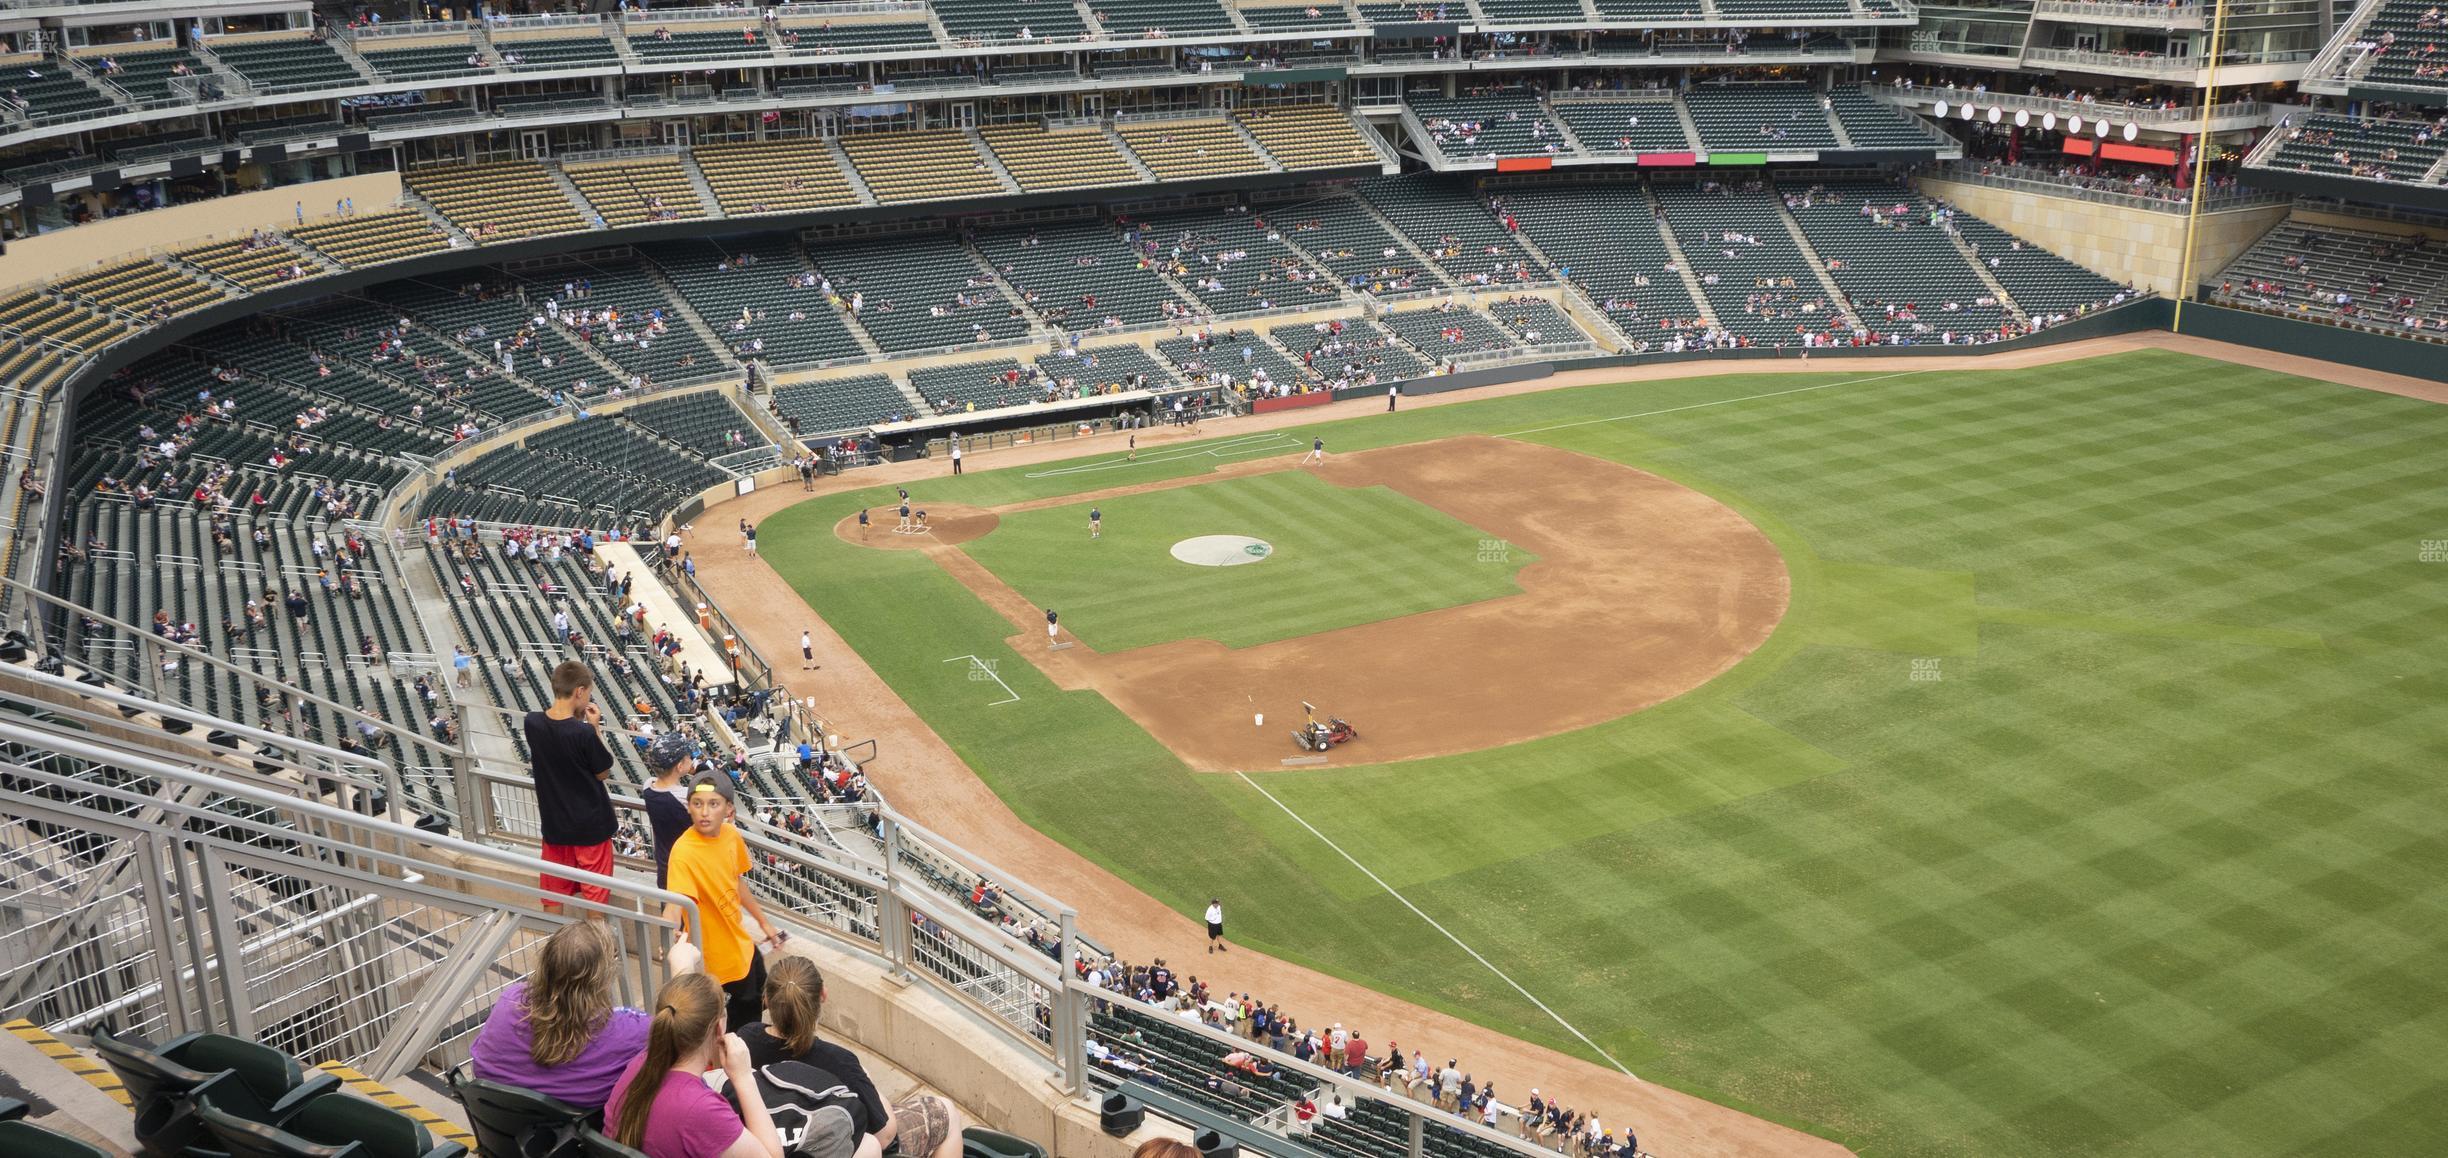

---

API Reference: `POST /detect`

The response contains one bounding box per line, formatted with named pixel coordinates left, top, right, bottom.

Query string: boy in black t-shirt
left=526, top=659, right=615, bottom=912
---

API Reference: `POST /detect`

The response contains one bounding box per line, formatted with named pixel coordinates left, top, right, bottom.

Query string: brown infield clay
left=935, top=435, right=1791, bottom=770
left=833, top=504, right=1000, bottom=549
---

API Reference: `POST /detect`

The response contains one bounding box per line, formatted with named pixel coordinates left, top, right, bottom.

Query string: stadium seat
left=446, top=1071, right=591, bottom=1158
left=961, top=1127, right=1049, bottom=1158
left=575, top=1128, right=650, bottom=1158
left=0, top=1121, right=111, bottom=1158
left=92, top=1028, right=341, bottom=1156
left=197, top=1092, right=467, bottom=1158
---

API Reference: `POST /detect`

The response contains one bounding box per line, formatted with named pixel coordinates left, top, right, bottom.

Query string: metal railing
left=336, top=19, right=479, bottom=42
left=1921, top=162, right=2292, bottom=213
left=2029, top=0, right=2204, bottom=22
left=0, top=704, right=698, bottom=1080
left=1867, top=84, right=2268, bottom=127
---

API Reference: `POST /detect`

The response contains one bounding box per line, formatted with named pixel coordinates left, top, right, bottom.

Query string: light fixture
left=2043, top=112, right=2058, bottom=131
left=2015, top=110, right=2031, bottom=127
left=2068, top=115, right=2083, bottom=134
left=1935, top=100, right=1950, bottom=117
left=2123, top=122, right=2139, bottom=141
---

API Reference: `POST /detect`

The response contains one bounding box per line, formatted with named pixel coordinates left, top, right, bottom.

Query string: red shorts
left=540, top=841, right=614, bottom=910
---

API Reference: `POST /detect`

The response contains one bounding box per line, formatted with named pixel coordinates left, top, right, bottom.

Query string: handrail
left=0, top=663, right=411, bottom=833
left=622, top=4, right=765, bottom=25
left=0, top=575, right=475, bottom=793
left=1921, top=163, right=2291, bottom=214
left=337, top=19, right=479, bottom=42
left=1868, top=84, right=2268, bottom=127
left=2028, top=0, right=2204, bottom=21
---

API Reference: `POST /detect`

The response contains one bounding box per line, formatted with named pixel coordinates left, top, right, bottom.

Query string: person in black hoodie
left=740, top=956, right=966, bottom=1157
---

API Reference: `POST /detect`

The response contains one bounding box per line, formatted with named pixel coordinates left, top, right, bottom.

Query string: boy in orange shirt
left=662, top=770, right=786, bottom=1031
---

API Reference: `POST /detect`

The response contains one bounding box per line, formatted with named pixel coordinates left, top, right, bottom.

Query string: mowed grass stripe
left=958, top=471, right=1533, bottom=652
left=761, top=349, right=2448, bottom=1158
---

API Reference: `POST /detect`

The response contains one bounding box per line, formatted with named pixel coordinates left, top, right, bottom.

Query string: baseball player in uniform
left=1089, top=507, right=1101, bottom=540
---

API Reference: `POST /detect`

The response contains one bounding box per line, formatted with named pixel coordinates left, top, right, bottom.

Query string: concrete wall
left=1916, top=176, right=2292, bottom=297
left=796, top=935, right=1180, bottom=1158
left=5, top=171, right=405, bottom=290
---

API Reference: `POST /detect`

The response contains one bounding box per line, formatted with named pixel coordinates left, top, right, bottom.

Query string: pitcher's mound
left=836, top=504, right=999, bottom=549
left=1171, top=535, right=1274, bottom=567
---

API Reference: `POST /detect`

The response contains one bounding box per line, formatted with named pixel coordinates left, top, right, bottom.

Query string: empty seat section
left=1682, top=84, right=1841, bottom=152
left=405, top=163, right=587, bottom=240
left=1116, top=118, right=1266, bottom=180
left=773, top=373, right=919, bottom=433
left=644, top=238, right=866, bottom=368
left=1549, top=99, right=1691, bottom=154
left=804, top=234, right=1027, bottom=353
left=839, top=130, right=1007, bottom=203
left=1786, top=180, right=2005, bottom=339
left=360, top=41, right=490, bottom=82
left=289, top=210, right=454, bottom=267
left=1236, top=105, right=1381, bottom=170
left=1361, top=175, right=1539, bottom=286
left=54, top=259, right=220, bottom=319
left=1499, top=182, right=1708, bottom=342
left=564, top=157, right=708, bottom=226
left=209, top=36, right=363, bottom=93
left=974, top=219, right=1186, bottom=329
left=691, top=138, right=860, bottom=215
left=978, top=123, right=1139, bottom=191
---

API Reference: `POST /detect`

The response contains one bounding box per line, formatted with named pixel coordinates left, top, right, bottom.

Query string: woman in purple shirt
left=470, top=921, right=651, bottom=1111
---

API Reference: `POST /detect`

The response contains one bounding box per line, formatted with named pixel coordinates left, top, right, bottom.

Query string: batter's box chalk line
left=1022, top=431, right=1304, bottom=479
left=941, top=653, right=1020, bottom=706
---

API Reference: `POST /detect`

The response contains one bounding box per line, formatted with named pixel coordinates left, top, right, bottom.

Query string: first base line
left=942, top=654, right=1020, bottom=706
left=1231, top=770, right=1638, bottom=1080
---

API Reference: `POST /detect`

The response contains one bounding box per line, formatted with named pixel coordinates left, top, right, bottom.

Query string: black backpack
left=740, top=1060, right=867, bottom=1158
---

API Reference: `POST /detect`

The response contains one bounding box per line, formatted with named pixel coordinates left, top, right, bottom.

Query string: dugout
left=866, top=387, right=1226, bottom=462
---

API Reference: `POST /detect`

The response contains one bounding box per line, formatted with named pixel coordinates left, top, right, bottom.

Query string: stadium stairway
left=1351, top=197, right=1461, bottom=295
left=1769, top=198, right=1869, bottom=333
left=0, top=1017, right=142, bottom=1154
left=963, top=128, right=1026, bottom=195
left=1945, top=227, right=2028, bottom=325
left=822, top=139, right=882, bottom=207
left=641, top=262, right=745, bottom=371
left=1641, top=186, right=1723, bottom=329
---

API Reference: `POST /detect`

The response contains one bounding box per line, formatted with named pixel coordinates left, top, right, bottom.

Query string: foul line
left=1499, top=369, right=1929, bottom=439
left=941, top=654, right=1020, bottom=706
left=1233, top=771, right=1638, bottom=1080
left=1022, top=432, right=1302, bottom=479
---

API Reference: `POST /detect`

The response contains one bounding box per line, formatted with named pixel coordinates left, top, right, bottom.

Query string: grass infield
left=955, top=470, right=1536, bottom=652
left=755, top=350, right=2448, bottom=1158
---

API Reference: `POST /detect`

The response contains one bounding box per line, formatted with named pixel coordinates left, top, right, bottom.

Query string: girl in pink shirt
left=606, top=973, right=786, bottom=1158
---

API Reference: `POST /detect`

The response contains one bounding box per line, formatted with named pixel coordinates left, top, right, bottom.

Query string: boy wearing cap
left=640, top=732, right=696, bottom=889
left=664, top=769, right=786, bottom=1031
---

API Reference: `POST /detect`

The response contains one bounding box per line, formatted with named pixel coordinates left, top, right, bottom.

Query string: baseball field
left=752, top=348, right=2448, bottom=1157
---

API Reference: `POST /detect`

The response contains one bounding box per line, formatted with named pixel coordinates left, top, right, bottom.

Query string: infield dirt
left=864, top=435, right=1791, bottom=771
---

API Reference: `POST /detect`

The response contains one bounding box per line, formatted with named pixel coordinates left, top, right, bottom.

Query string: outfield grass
left=955, top=471, right=1534, bottom=652
left=756, top=350, right=2448, bottom=1158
